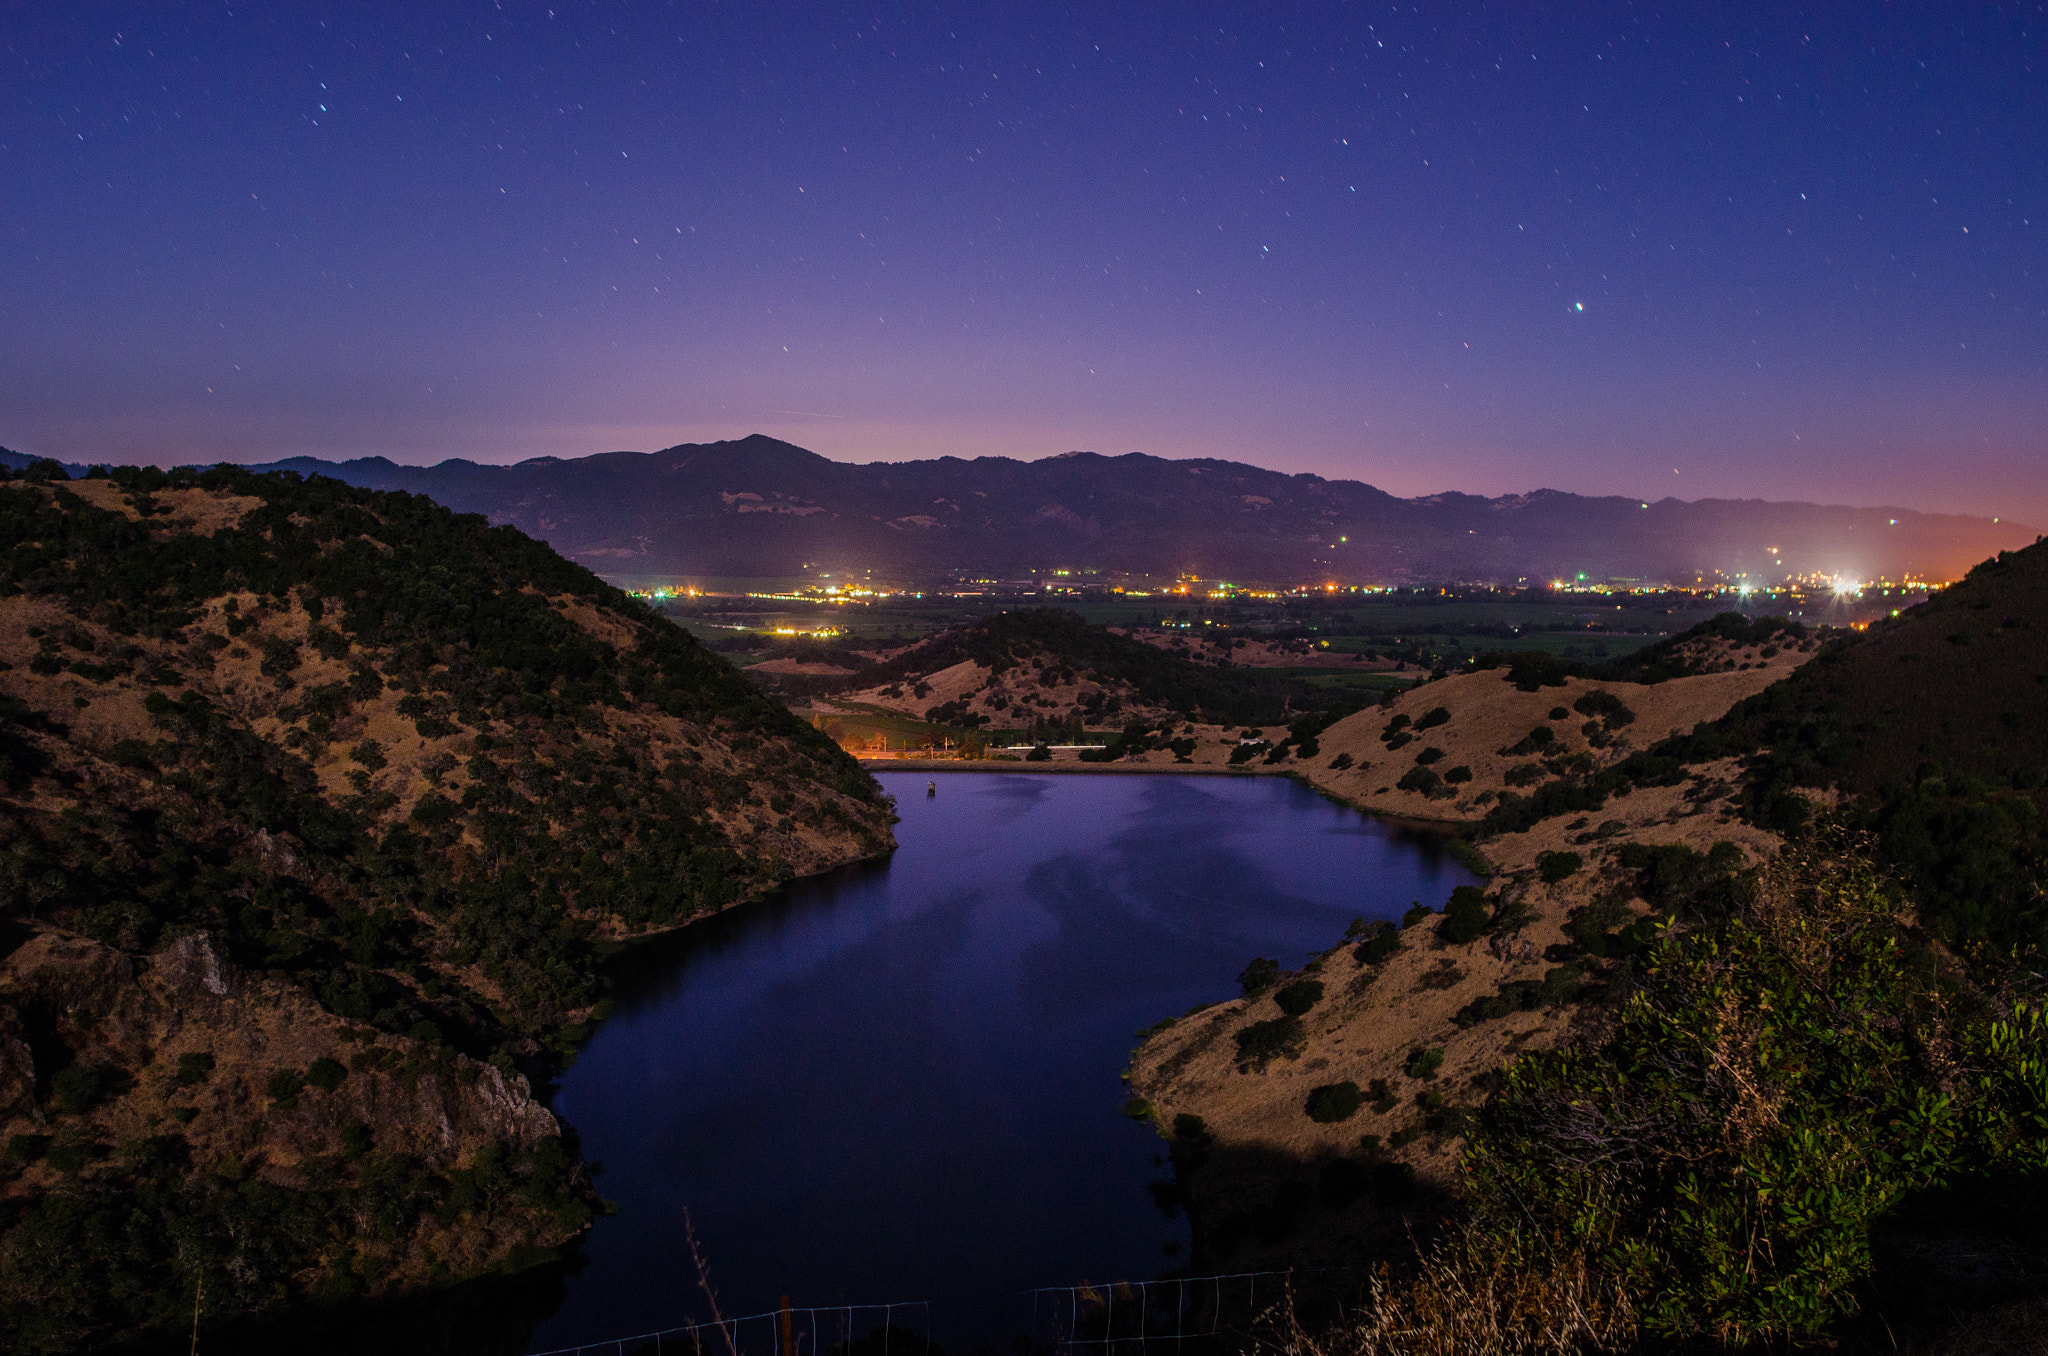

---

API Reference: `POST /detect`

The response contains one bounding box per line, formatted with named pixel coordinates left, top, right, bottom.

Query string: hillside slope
left=814, top=607, right=1340, bottom=731
left=1131, top=619, right=1815, bottom=1268
left=1132, top=570, right=2048, bottom=1346
left=0, top=463, right=893, bottom=1350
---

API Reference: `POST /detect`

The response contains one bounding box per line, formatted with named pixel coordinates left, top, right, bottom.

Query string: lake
left=523, top=771, right=1474, bottom=1353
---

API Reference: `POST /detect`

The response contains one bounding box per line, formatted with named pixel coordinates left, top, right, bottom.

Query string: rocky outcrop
left=1, top=926, right=559, bottom=1192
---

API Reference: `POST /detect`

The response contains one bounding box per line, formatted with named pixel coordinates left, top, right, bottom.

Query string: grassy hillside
left=1637, top=541, right=2048, bottom=959
left=1135, top=558, right=2048, bottom=1351
left=758, top=606, right=1360, bottom=735
left=0, top=461, right=892, bottom=1350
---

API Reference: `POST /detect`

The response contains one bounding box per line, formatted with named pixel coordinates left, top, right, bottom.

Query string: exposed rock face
left=1, top=927, right=559, bottom=1193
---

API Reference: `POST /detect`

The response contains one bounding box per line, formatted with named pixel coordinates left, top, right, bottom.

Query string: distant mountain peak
left=5, top=436, right=2030, bottom=585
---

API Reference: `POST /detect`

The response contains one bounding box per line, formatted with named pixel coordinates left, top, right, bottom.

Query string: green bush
left=1274, top=979, right=1325, bottom=1016
left=49, top=1066, right=103, bottom=1116
left=1438, top=885, right=1490, bottom=944
left=1443, top=765, right=1473, bottom=784
left=1416, top=706, right=1451, bottom=731
left=1353, top=924, right=1402, bottom=966
left=1397, top=767, right=1442, bottom=795
left=173, top=1052, right=214, bottom=1086
left=265, top=1068, right=305, bottom=1109
left=1025, top=743, right=1052, bottom=761
left=1572, top=689, right=1636, bottom=728
left=1405, top=1047, right=1445, bottom=1079
left=1238, top=957, right=1281, bottom=997
left=1499, top=725, right=1558, bottom=757
left=1234, top=1016, right=1305, bottom=1070
left=1460, top=849, right=2048, bottom=1345
left=1446, top=838, right=1492, bottom=877
left=305, top=1057, right=347, bottom=1092
left=1537, top=850, right=1583, bottom=884
left=1401, top=901, right=1434, bottom=928
left=1305, top=1081, right=1364, bottom=1123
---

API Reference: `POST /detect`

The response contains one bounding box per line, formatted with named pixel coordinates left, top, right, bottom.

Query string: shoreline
left=861, top=760, right=1479, bottom=837
left=859, top=757, right=1264, bottom=776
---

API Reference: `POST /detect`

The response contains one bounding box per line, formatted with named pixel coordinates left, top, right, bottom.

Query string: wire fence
left=526, top=1300, right=932, bottom=1356
left=1030, top=1270, right=1300, bottom=1353
left=528, top=1269, right=1324, bottom=1356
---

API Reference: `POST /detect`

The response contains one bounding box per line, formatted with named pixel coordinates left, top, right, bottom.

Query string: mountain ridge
left=3, top=436, right=2031, bottom=586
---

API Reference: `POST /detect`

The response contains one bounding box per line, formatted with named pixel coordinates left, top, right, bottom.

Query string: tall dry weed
left=1255, top=1240, right=1638, bottom=1356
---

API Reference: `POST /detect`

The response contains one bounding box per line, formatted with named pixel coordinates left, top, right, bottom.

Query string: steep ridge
left=6, top=437, right=2010, bottom=585
left=0, top=462, right=893, bottom=1350
left=1130, top=557, right=2048, bottom=1348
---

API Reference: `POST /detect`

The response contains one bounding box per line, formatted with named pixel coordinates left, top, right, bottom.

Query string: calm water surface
left=525, top=772, right=1472, bottom=1352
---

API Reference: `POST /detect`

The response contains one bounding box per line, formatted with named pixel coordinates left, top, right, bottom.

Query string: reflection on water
left=523, top=772, right=1473, bottom=1352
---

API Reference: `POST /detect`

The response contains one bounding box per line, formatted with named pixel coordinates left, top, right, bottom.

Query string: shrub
left=1453, top=963, right=1588, bottom=1027
left=1438, top=885, right=1490, bottom=944
left=1405, top=1046, right=1445, bottom=1079
left=1572, top=689, right=1636, bottom=728
left=1306, top=1081, right=1365, bottom=1123
left=1499, top=725, right=1558, bottom=756
left=1025, top=743, right=1052, bottom=761
left=1398, top=767, right=1442, bottom=795
left=108, top=738, right=155, bottom=770
left=1504, top=761, right=1546, bottom=787
left=1235, top=1016, right=1306, bottom=1070
left=305, top=1057, right=347, bottom=1092
left=1416, top=706, right=1451, bottom=731
left=1354, top=924, right=1402, bottom=966
left=50, top=1065, right=103, bottom=1116
left=1275, top=979, right=1325, bottom=1016
left=1413, top=746, right=1445, bottom=766
left=1329, top=752, right=1354, bottom=770
left=1238, top=957, right=1281, bottom=997
left=1537, top=850, right=1583, bottom=884
left=1548, top=706, right=1570, bottom=720
left=265, top=1068, right=305, bottom=1109
left=1459, top=848, right=2048, bottom=1345
left=1446, top=839, right=1492, bottom=877
left=173, top=1052, right=215, bottom=1086
left=1443, top=765, right=1472, bottom=784
left=1401, top=902, right=1434, bottom=929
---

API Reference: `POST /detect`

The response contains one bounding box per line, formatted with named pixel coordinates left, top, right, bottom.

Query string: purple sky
left=4, top=4, right=2044, bottom=524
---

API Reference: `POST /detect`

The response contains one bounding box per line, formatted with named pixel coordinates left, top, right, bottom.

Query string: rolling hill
left=0, top=461, right=893, bottom=1350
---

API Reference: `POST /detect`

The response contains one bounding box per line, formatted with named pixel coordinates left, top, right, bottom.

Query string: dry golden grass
left=1255, top=1241, right=1639, bottom=1356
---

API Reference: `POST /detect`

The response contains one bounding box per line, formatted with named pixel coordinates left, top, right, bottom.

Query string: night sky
left=4, top=4, right=2044, bottom=525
